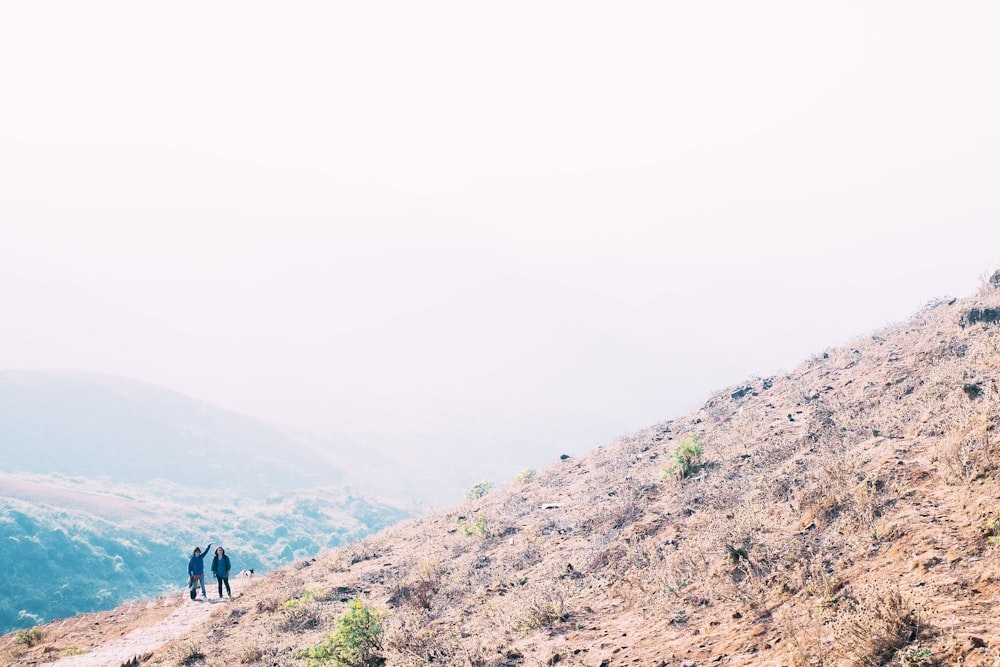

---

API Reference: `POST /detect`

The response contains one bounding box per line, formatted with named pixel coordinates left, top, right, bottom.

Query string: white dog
left=239, top=569, right=254, bottom=579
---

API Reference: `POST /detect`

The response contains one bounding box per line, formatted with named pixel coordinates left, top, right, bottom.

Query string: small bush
left=835, top=584, right=922, bottom=666
left=899, top=646, right=934, bottom=667
left=466, top=481, right=493, bottom=499
left=514, top=468, right=537, bottom=484
left=985, top=511, right=1000, bottom=545
left=286, top=587, right=323, bottom=608
left=282, top=604, right=323, bottom=632
left=174, top=641, right=205, bottom=666
left=13, top=628, right=43, bottom=646
left=300, top=598, right=388, bottom=667
left=458, top=511, right=489, bottom=537
left=666, top=434, right=705, bottom=479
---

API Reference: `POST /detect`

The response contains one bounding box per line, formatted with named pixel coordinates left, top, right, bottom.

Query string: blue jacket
left=212, top=554, right=231, bottom=578
left=188, top=543, right=212, bottom=576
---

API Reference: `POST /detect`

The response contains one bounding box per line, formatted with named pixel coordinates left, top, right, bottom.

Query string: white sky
left=1, top=1, right=999, bottom=482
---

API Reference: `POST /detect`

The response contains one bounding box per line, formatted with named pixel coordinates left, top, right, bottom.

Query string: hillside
left=5, top=273, right=1000, bottom=666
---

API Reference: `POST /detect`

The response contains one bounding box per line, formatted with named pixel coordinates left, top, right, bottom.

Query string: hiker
left=211, top=546, right=232, bottom=599
left=187, top=542, right=212, bottom=600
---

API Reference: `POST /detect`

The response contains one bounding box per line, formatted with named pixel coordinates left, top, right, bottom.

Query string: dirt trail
left=43, top=590, right=237, bottom=667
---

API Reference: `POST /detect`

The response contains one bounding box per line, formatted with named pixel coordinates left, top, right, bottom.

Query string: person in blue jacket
left=211, top=546, right=232, bottom=599
left=187, top=542, right=212, bottom=600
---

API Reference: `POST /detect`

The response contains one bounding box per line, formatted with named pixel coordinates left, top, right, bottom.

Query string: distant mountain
left=0, top=371, right=413, bottom=633
left=0, top=370, right=344, bottom=494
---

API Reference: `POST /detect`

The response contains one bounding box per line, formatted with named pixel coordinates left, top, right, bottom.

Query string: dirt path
left=43, top=592, right=233, bottom=667
left=45, top=597, right=215, bottom=667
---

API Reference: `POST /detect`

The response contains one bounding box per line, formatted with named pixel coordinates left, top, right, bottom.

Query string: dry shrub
left=521, top=583, right=571, bottom=630
left=386, top=610, right=492, bottom=666
left=163, top=640, right=205, bottom=666
left=280, top=603, right=323, bottom=632
left=634, top=543, right=709, bottom=611
left=833, top=583, right=922, bottom=666
left=389, top=561, right=444, bottom=611
left=798, top=558, right=844, bottom=604
left=780, top=601, right=834, bottom=667
left=236, top=640, right=265, bottom=664
left=936, top=414, right=1000, bottom=484
left=255, top=594, right=286, bottom=614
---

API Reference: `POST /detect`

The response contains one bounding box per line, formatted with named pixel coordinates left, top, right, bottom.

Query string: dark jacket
left=212, top=554, right=231, bottom=579
left=188, top=543, right=212, bottom=576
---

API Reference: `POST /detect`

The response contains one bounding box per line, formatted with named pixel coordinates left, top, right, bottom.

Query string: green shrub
left=286, top=587, right=323, bottom=608
left=986, top=511, right=1000, bottom=545
left=666, top=434, right=705, bottom=479
left=458, top=511, right=489, bottom=537
left=514, top=468, right=537, bottom=484
left=299, top=598, right=387, bottom=667
left=14, top=627, right=43, bottom=646
left=899, top=646, right=934, bottom=667
left=466, top=481, right=492, bottom=499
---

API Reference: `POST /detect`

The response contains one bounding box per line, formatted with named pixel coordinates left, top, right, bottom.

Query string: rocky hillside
left=6, top=273, right=1000, bottom=666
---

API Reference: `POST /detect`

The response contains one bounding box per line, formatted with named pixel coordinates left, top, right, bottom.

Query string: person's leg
left=199, top=575, right=207, bottom=598
left=223, top=577, right=231, bottom=597
left=218, top=577, right=224, bottom=598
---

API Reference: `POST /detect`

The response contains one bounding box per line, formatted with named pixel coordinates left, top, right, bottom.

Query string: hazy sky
left=1, top=2, right=998, bottom=481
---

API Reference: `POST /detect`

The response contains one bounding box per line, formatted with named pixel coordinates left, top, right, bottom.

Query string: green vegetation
left=666, top=434, right=705, bottom=479
left=466, top=481, right=492, bottom=499
left=986, top=511, right=1000, bottom=545
left=458, top=511, right=489, bottom=537
left=300, top=599, right=387, bottom=667
left=514, top=468, right=537, bottom=484
left=899, top=646, right=933, bottom=667
left=13, top=627, right=42, bottom=646
left=286, top=587, right=323, bottom=608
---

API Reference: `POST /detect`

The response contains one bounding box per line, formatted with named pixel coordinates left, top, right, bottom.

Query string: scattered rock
left=730, top=385, right=753, bottom=400
left=961, top=307, right=1000, bottom=327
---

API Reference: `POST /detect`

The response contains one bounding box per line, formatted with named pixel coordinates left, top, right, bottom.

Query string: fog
left=1, top=2, right=999, bottom=485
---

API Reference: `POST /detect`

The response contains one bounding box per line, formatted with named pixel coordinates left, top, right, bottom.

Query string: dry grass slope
left=6, top=273, right=1000, bottom=667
